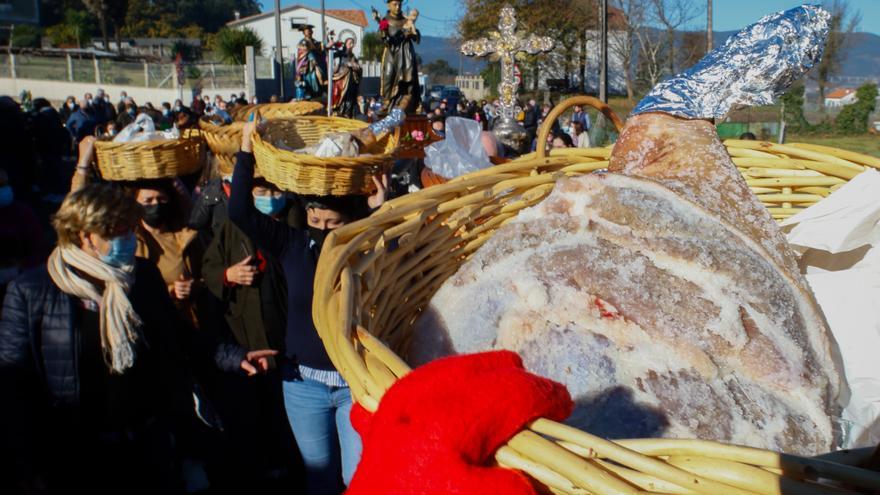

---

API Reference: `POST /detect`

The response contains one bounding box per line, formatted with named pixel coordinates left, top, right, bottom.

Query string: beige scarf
left=47, top=245, right=143, bottom=373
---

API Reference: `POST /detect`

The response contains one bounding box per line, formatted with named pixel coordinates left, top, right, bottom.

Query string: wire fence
left=2, top=54, right=245, bottom=90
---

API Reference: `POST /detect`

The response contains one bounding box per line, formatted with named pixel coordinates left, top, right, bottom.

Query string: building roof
left=228, top=5, right=369, bottom=28
left=825, top=88, right=856, bottom=99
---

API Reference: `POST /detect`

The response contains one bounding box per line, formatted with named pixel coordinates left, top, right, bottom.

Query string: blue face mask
left=254, top=195, right=286, bottom=216
left=99, top=232, right=137, bottom=268
left=0, top=186, right=13, bottom=208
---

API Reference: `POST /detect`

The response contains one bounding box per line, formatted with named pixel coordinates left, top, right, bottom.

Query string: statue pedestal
left=492, top=117, right=530, bottom=155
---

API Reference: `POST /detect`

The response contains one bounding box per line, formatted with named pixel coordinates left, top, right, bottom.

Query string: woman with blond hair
left=0, top=179, right=275, bottom=494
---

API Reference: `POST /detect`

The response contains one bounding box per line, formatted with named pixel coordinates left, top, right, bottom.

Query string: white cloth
left=781, top=169, right=880, bottom=448
left=47, top=246, right=143, bottom=373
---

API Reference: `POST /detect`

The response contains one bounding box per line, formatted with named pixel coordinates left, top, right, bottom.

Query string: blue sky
left=265, top=1, right=880, bottom=37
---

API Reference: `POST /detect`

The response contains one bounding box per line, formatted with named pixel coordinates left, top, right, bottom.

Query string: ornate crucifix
left=461, top=5, right=554, bottom=122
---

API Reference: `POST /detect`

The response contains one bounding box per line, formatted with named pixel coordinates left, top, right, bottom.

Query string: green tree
left=835, top=84, right=878, bottom=135
left=361, top=31, right=383, bottom=61
left=481, top=61, right=500, bottom=97
left=780, top=82, right=811, bottom=132
left=424, top=59, right=457, bottom=78
left=45, top=9, right=95, bottom=48
left=12, top=24, right=42, bottom=48
left=214, top=27, right=263, bottom=65
left=814, top=0, right=860, bottom=112
left=82, top=0, right=111, bottom=50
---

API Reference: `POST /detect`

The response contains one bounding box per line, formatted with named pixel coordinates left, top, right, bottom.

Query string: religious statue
left=331, top=37, right=363, bottom=118
left=294, top=24, right=327, bottom=101
left=461, top=5, right=554, bottom=153
left=372, top=0, right=421, bottom=114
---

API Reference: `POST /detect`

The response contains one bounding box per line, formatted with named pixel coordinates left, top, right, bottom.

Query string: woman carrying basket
left=228, top=120, right=388, bottom=494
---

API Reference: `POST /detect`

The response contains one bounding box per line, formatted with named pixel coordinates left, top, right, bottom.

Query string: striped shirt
left=298, top=364, right=348, bottom=388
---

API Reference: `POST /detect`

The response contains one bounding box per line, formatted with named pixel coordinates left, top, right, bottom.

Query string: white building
left=227, top=5, right=369, bottom=60
left=824, top=88, right=857, bottom=108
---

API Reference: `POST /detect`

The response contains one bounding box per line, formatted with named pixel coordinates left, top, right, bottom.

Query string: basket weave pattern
left=95, top=130, right=204, bottom=181
left=253, top=116, right=398, bottom=196
left=313, top=97, right=880, bottom=494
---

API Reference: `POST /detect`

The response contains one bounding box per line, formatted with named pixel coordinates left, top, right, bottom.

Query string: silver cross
left=461, top=5, right=555, bottom=120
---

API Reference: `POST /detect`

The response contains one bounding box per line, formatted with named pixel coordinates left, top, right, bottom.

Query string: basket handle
left=535, top=96, right=624, bottom=159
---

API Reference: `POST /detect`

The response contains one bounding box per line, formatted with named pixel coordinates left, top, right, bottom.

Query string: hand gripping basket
left=253, top=116, right=398, bottom=196
left=312, top=96, right=880, bottom=494
left=95, top=128, right=205, bottom=181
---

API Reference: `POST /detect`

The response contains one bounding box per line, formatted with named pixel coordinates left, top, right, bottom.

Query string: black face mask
left=142, top=203, right=167, bottom=228
left=308, top=226, right=332, bottom=255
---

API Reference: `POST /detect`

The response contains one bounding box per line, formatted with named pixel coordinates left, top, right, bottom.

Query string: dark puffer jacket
left=0, top=258, right=246, bottom=407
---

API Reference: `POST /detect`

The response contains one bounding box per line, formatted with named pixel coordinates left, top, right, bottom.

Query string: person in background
left=103, top=121, right=118, bottom=139
left=740, top=131, right=757, bottom=140
left=552, top=132, right=575, bottom=149
left=269, top=95, right=279, bottom=103
left=202, top=178, right=302, bottom=492
left=0, top=168, right=45, bottom=306
left=65, top=97, right=97, bottom=143
left=230, top=120, right=388, bottom=494
left=0, top=177, right=276, bottom=494
left=570, top=104, right=591, bottom=132
left=115, top=100, right=139, bottom=129
left=570, top=121, right=591, bottom=148
left=190, top=93, right=205, bottom=116
left=522, top=99, right=538, bottom=144
left=429, top=114, right=445, bottom=138
left=29, top=98, right=73, bottom=196
left=161, top=102, right=174, bottom=126
left=190, top=169, right=232, bottom=244
left=116, top=91, right=129, bottom=115
left=59, top=96, right=78, bottom=124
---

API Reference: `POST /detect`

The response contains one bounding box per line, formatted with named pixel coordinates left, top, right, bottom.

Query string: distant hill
left=418, top=35, right=486, bottom=75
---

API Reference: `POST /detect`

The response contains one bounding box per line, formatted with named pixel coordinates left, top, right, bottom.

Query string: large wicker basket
left=199, top=120, right=244, bottom=176
left=253, top=116, right=398, bottom=196
left=230, top=101, right=325, bottom=121
left=313, top=96, right=880, bottom=494
left=95, top=129, right=204, bottom=181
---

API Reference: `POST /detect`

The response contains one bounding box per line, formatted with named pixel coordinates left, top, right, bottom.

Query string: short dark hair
left=739, top=132, right=757, bottom=140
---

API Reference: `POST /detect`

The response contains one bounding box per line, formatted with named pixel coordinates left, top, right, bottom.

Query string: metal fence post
left=67, top=54, right=74, bottom=82
left=9, top=53, right=15, bottom=79
left=210, top=62, right=217, bottom=89
left=144, top=62, right=149, bottom=87
left=245, top=46, right=256, bottom=99
left=93, top=57, right=100, bottom=84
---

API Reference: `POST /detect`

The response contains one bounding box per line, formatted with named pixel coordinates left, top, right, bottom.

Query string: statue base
left=491, top=117, right=530, bottom=155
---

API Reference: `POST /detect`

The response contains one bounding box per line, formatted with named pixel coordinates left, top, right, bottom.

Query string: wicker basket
left=230, top=101, right=325, bottom=121
left=313, top=96, right=880, bottom=494
left=199, top=120, right=244, bottom=176
left=95, top=130, right=204, bottom=181
left=253, top=116, right=398, bottom=196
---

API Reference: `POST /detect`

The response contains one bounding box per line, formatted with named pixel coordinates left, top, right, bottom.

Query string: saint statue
left=372, top=0, right=421, bottom=114
left=331, top=37, right=363, bottom=118
left=294, top=24, right=326, bottom=101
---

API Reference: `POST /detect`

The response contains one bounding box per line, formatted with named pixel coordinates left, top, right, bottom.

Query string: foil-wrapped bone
left=632, top=5, right=830, bottom=121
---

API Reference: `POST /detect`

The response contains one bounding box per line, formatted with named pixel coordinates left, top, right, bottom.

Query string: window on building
left=289, top=17, right=308, bottom=30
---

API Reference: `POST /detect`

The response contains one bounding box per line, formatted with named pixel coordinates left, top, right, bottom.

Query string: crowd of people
left=0, top=83, right=604, bottom=495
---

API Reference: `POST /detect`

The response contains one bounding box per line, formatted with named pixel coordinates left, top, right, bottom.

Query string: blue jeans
left=282, top=375, right=362, bottom=494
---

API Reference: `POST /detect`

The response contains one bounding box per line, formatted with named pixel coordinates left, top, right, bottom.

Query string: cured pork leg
left=411, top=6, right=845, bottom=455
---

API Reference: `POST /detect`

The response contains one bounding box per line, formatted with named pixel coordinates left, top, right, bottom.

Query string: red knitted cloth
left=347, top=351, right=574, bottom=494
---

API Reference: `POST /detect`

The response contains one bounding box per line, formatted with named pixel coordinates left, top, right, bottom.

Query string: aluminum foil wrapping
left=369, top=108, right=406, bottom=136
left=632, top=5, right=830, bottom=121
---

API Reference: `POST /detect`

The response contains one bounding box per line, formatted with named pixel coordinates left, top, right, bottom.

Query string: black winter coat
left=0, top=259, right=246, bottom=407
